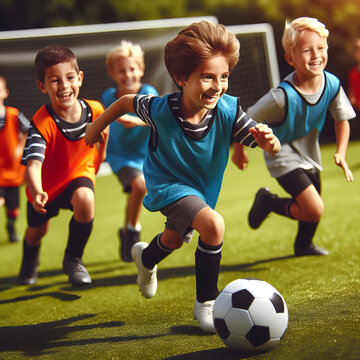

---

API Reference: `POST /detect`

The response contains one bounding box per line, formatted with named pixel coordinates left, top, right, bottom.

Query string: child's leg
left=191, top=206, right=224, bottom=333
left=6, top=208, right=20, bottom=243
left=120, top=173, right=146, bottom=262
left=18, top=222, right=49, bottom=285
left=63, top=186, right=94, bottom=285
left=132, top=229, right=181, bottom=298
left=192, top=206, right=224, bottom=302
left=4, top=187, right=21, bottom=243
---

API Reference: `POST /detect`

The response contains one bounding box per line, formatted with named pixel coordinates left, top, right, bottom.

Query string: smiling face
left=110, top=56, right=144, bottom=96
left=285, top=30, right=328, bottom=80
left=36, top=61, right=83, bottom=114
left=177, top=54, right=230, bottom=122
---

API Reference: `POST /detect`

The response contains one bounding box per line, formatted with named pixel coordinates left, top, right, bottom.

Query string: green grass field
left=0, top=141, right=359, bottom=360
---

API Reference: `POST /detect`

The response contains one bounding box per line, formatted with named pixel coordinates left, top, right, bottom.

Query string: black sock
left=141, top=233, right=172, bottom=269
left=263, top=194, right=293, bottom=218
left=64, top=217, right=93, bottom=259
left=195, top=238, right=222, bottom=303
left=294, top=221, right=319, bottom=248
left=22, top=239, right=40, bottom=265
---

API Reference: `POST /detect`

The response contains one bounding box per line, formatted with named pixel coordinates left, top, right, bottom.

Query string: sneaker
left=119, top=228, right=140, bottom=262
left=18, top=257, right=39, bottom=285
left=63, top=257, right=92, bottom=286
left=295, top=243, right=329, bottom=256
left=248, top=188, right=273, bottom=229
left=193, top=299, right=216, bottom=333
left=131, top=242, right=157, bottom=298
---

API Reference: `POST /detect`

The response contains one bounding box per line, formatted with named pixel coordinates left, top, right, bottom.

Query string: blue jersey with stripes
left=272, top=71, right=340, bottom=144
left=134, top=92, right=257, bottom=212
left=101, top=84, right=158, bottom=173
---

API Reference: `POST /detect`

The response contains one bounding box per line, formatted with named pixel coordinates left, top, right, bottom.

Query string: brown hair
left=164, top=20, right=239, bottom=83
left=35, top=44, right=80, bottom=82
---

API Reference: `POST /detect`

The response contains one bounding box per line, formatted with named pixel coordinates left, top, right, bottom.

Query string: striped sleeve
left=231, top=104, right=258, bottom=148
left=21, top=125, right=46, bottom=164
left=18, top=111, right=30, bottom=133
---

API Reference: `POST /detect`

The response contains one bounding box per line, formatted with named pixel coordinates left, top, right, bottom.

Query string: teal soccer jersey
left=134, top=92, right=258, bottom=211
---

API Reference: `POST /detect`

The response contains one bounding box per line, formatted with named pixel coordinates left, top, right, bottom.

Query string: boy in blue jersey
left=85, top=20, right=280, bottom=333
left=102, top=41, right=158, bottom=262
left=233, top=17, right=355, bottom=256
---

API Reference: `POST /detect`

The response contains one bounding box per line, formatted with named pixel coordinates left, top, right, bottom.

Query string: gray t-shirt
left=247, top=72, right=356, bottom=177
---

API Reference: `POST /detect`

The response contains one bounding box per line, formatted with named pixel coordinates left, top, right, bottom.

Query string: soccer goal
left=227, top=23, right=280, bottom=110
left=0, top=18, right=279, bottom=120
left=0, top=16, right=217, bottom=120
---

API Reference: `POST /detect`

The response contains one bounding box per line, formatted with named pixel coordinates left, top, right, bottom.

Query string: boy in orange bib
left=19, top=45, right=108, bottom=286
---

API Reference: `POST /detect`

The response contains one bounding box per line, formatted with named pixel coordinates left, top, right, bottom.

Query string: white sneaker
left=193, top=299, right=216, bottom=333
left=131, top=242, right=157, bottom=298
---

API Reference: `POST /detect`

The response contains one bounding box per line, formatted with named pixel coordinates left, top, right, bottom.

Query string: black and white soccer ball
left=213, top=278, right=288, bottom=353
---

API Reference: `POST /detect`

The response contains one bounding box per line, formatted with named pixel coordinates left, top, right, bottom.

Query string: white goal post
left=0, top=17, right=279, bottom=120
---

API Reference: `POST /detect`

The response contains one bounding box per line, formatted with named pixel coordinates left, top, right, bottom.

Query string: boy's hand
left=85, top=123, right=105, bottom=147
left=33, top=192, right=48, bottom=214
left=232, top=143, right=249, bottom=170
left=334, top=153, right=354, bottom=182
left=250, top=123, right=281, bottom=154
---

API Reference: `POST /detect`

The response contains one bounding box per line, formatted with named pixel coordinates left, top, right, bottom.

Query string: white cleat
left=131, top=242, right=157, bottom=298
left=193, top=299, right=216, bottom=333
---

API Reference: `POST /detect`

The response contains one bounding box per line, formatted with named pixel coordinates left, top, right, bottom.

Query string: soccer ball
left=213, top=278, right=288, bottom=353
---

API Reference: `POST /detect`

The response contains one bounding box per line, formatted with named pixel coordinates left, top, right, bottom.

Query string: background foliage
left=2, top=0, right=360, bottom=81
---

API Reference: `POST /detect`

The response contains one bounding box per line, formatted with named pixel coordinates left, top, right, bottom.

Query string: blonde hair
left=164, top=20, right=239, bottom=82
left=282, top=17, right=329, bottom=55
left=105, top=40, right=145, bottom=74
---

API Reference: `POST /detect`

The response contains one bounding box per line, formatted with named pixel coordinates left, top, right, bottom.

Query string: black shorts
left=116, top=167, right=143, bottom=193
left=276, top=168, right=321, bottom=198
left=0, top=186, right=20, bottom=209
left=27, top=177, right=94, bottom=227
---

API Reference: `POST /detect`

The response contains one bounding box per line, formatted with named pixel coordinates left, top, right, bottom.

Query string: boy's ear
left=36, top=80, right=47, bottom=94
left=78, top=70, right=84, bottom=87
left=284, top=52, right=295, bottom=67
left=174, top=75, right=185, bottom=88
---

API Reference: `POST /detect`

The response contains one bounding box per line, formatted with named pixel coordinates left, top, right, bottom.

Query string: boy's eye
left=221, top=74, right=229, bottom=80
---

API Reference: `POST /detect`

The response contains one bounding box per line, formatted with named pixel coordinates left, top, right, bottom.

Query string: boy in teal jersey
left=85, top=20, right=280, bottom=333
left=102, top=41, right=158, bottom=262
left=233, top=17, right=355, bottom=256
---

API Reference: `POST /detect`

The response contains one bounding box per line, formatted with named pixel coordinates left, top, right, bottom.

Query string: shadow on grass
left=164, top=347, right=254, bottom=360
left=166, top=326, right=269, bottom=359
left=0, top=254, right=296, bottom=294
left=0, top=313, right=165, bottom=357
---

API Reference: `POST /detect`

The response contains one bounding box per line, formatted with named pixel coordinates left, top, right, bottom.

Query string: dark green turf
left=0, top=141, right=359, bottom=359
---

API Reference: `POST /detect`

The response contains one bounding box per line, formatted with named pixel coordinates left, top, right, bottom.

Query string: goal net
left=0, top=18, right=279, bottom=120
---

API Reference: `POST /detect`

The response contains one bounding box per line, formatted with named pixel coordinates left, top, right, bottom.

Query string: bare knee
left=160, top=230, right=183, bottom=250
left=196, top=210, right=225, bottom=246
left=131, top=175, right=147, bottom=197
left=26, top=222, right=49, bottom=246
left=307, top=202, right=324, bottom=222
left=71, top=187, right=95, bottom=223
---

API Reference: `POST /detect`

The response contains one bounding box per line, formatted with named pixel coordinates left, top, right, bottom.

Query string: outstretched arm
left=232, top=143, right=249, bottom=170
left=25, top=159, right=48, bottom=214
left=249, top=123, right=281, bottom=154
left=85, top=94, right=138, bottom=146
left=334, top=120, right=353, bottom=181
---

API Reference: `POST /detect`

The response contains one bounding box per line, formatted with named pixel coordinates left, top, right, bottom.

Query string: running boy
left=233, top=17, right=355, bottom=256
left=19, top=45, right=108, bottom=285
left=85, top=20, right=280, bottom=333
left=102, top=41, right=158, bottom=262
left=0, top=75, right=30, bottom=243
